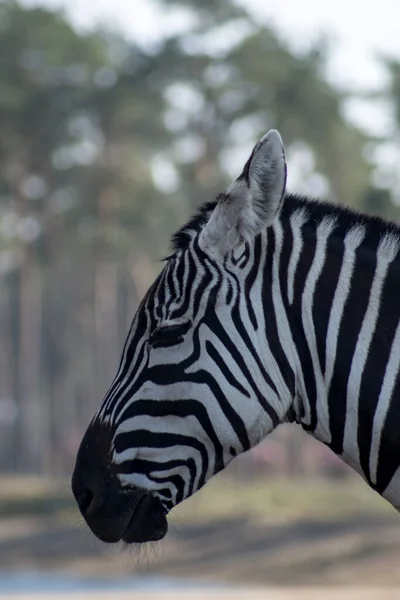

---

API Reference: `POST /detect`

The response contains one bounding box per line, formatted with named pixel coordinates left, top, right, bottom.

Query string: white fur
left=287, top=208, right=309, bottom=305
left=369, top=320, right=400, bottom=485
left=200, top=130, right=286, bottom=256
left=302, top=216, right=337, bottom=443
left=342, top=232, right=399, bottom=469
left=324, top=224, right=366, bottom=392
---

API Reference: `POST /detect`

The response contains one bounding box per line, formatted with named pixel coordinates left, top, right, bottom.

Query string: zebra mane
left=169, top=192, right=400, bottom=257
left=169, top=197, right=220, bottom=256
left=281, top=194, right=400, bottom=248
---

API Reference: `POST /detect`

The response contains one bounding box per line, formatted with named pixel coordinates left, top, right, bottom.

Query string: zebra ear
left=199, top=129, right=287, bottom=256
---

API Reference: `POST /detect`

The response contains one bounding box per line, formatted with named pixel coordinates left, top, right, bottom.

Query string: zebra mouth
left=121, top=493, right=168, bottom=544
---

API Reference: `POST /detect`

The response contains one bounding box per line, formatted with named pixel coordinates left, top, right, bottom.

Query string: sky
left=21, top=0, right=400, bottom=137
left=21, top=0, right=400, bottom=88
left=247, top=0, right=400, bottom=90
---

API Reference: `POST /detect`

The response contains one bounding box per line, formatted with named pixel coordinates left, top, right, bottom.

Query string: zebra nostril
left=71, top=468, right=105, bottom=517
left=79, top=488, right=94, bottom=514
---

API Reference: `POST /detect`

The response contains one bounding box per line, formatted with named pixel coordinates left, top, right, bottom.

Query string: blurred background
left=1, top=0, right=400, bottom=597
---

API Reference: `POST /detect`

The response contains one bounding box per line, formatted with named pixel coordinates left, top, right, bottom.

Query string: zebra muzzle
left=72, top=462, right=168, bottom=544
left=72, top=420, right=168, bottom=544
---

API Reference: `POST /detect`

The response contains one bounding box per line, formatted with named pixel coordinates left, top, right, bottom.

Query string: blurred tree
left=0, top=0, right=393, bottom=475
left=367, top=57, right=400, bottom=220
left=0, top=1, right=174, bottom=471
left=0, top=1, right=110, bottom=471
left=153, top=0, right=375, bottom=213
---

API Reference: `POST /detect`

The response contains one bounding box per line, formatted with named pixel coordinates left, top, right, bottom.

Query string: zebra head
left=72, top=130, right=294, bottom=544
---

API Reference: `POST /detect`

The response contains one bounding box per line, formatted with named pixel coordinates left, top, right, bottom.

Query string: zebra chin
left=117, top=492, right=169, bottom=544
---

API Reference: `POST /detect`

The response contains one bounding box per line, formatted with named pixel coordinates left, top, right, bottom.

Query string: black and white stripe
left=88, top=130, right=400, bottom=514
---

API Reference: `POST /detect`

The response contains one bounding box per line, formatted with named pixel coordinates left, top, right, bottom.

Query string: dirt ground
left=2, top=509, right=400, bottom=587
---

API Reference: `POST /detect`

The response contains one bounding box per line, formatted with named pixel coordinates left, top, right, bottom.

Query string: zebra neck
left=276, top=195, right=400, bottom=510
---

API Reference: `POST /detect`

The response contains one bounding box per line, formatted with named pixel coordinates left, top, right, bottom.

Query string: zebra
left=72, top=129, right=400, bottom=544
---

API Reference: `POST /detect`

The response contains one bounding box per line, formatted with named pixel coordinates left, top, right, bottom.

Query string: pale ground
left=4, top=590, right=400, bottom=600
left=2, top=474, right=400, bottom=593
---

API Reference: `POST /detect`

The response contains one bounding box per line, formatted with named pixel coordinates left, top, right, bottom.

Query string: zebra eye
left=149, top=321, right=192, bottom=349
